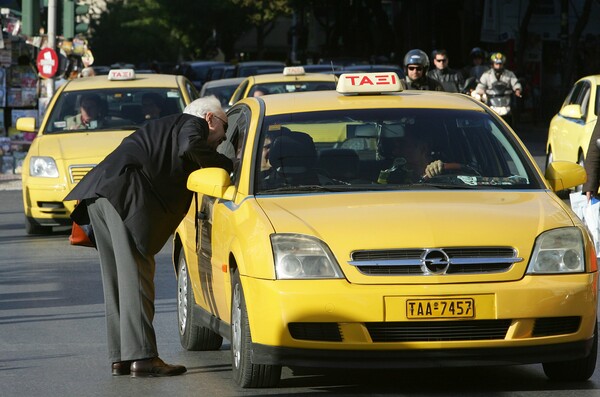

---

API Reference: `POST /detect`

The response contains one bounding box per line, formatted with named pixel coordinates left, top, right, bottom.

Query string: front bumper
left=252, top=338, right=595, bottom=368
left=241, top=273, right=598, bottom=364
left=22, top=178, right=75, bottom=225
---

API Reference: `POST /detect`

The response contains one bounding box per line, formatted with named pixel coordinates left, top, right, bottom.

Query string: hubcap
left=177, top=258, right=188, bottom=335
left=232, top=282, right=242, bottom=369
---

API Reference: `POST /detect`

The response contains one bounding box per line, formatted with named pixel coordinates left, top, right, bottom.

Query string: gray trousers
left=87, top=197, right=158, bottom=363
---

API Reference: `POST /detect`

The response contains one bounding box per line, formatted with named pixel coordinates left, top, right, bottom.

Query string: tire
left=25, top=216, right=52, bottom=235
left=230, top=270, right=281, bottom=388
left=177, top=248, right=223, bottom=351
left=542, top=322, right=598, bottom=381
left=545, top=149, right=553, bottom=174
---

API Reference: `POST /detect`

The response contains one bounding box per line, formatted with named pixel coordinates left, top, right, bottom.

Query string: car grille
left=69, top=164, right=96, bottom=184
left=366, top=320, right=512, bottom=342
left=349, top=247, right=521, bottom=275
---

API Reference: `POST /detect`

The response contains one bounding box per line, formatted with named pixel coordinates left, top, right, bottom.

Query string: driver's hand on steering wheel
left=424, top=160, right=444, bottom=178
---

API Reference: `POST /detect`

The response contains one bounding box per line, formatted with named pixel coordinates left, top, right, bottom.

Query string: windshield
left=43, top=88, right=186, bottom=134
left=254, top=109, right=542, bottom=194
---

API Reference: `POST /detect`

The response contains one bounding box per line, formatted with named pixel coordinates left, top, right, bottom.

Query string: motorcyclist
left=475, top=52, right=522, bottom=99
left=427, top=49, right=464, bottom=92
left=462, top=47, right=489, bottom=81
left=403, top=49, right=444, bottom=91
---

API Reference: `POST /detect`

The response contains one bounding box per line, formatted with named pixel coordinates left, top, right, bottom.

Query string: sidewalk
left=0, top=172, right=22, bottom=191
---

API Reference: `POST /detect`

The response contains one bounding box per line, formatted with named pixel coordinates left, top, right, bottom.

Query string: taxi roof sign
left=337, top=72, right=402, bottom=94
left=108, top=69, right=136, bottom=81
left=283, top=66, right=305, bottom=76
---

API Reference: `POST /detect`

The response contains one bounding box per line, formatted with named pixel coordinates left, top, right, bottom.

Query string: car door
left=553, top=80, right=591, bottom=162
left=195, top=106, right=251, bottom=319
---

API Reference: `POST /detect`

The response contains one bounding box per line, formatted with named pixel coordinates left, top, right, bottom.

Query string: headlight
left=29, top=156, right=59, bottom=177
left=527, top=227, right=585, bottom=274
left=271, top=234, right=344, bottom=279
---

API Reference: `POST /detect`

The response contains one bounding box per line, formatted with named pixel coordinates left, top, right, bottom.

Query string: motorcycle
left=471, top=81, right=514, bottom=125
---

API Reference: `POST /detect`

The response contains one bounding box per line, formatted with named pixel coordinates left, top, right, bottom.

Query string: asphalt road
left=2, top=125, right=600, bottom=396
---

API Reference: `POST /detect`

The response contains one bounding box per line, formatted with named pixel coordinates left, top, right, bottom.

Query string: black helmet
left=403, top=49, right=429, bottom=71
left=470, top=47, right=485, bottom=59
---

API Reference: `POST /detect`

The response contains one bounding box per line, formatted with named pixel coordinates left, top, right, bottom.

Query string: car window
left=580, top=83, right=591, bottom=119
left=43, top=88, right=186, bottom=133
left=203, top=85, right=239, bottom=107
left=247, top=81, right=336, bottom=96
left=253, top=109, right=540, bottom=193
left=185, top=80, right=198, bottom=100
left=595, top=85, right=600, bottom=117
left=563, top=82, right=584, bottom=108
left=230, top=80, right=249, bottom=104
left=223, top=106, right=251, bottom=186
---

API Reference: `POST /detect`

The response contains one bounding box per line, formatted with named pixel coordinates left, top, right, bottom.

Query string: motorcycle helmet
left=470, top=47, right=485, bottom=59
left=403, top=49, right=429, bottom=72
left=490, top=52, right=506, bottom=65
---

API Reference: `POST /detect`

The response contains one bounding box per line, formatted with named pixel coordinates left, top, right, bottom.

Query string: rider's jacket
left=476, top=68, right=522, bottom=94
left=405, top=76, right=445, bottom=91
left=427, top=67, right=464, bottom=92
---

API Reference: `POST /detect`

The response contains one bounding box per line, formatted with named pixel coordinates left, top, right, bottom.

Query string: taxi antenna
left=331, top=61, right=339, bottom=84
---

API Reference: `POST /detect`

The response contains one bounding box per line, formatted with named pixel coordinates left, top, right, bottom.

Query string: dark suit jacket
left=64, top=113, right=233, bottom=256
left=583, top=120, right=600, bottom=195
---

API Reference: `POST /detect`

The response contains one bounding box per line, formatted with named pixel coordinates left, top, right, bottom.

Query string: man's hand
left=515, top=89, right=522, bottom=98
left=424, top=160, right=444, bottom=178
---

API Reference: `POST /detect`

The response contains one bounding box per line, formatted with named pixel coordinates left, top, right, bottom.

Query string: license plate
left=406, top=298, right=475, bottom=319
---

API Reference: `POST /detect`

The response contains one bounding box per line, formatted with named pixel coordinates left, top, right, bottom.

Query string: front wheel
left=542, top=322, right=597, bottom=381
left=177, top=247, right=223, bottom=351
left=231, top=270, right=281, bottom=388
left=25, top=216, right=52, bottom=235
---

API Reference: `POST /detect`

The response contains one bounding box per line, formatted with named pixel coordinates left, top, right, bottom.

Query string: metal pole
left=45, top=0, right=56, bottom=99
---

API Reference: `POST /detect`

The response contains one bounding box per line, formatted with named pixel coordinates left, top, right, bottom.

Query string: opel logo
left=420, top=249, right=450, bottom=275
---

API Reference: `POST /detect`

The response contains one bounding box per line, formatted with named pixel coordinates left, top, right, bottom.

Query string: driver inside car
left=376, top=123, right=444, bottom=184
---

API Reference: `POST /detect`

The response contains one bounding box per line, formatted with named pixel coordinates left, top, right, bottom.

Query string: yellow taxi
left=228, top=66, right=337, bottom=105
left=546, top=74, right=600, bottom=173
left=18, top=69, right=198, bottom=234
left=174, top=72, right=597, bottom=388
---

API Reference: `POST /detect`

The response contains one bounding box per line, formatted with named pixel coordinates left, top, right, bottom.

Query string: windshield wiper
left=416, top=181, right=478, bottom=189
left=259, top=185, right=351, bottom=194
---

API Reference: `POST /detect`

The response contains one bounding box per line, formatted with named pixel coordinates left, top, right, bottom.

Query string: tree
left=89, top=0, right=182, bottom=65
left=88, top=0, right=249, bottom=65
left=231, top=0, right=292, bottom=59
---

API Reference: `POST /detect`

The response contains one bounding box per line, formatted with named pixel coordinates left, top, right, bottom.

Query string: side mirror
left=596, top=138, right=600, bottom=151
left=545, top=161, right=587, bottom=192
left=187, top=167, right=235, bottom=200
left=15, top=117, right=36, bottom=132
left=558, top=104, right=583, bottom=119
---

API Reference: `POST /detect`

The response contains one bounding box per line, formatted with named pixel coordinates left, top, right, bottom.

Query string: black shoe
left=130, top=357, right=187, bottom=377
left=111, top=361, right=132, bottom=376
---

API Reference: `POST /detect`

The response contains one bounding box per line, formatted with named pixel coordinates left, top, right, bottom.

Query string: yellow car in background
left=174, top=72, right=596, bottom=388
left=228, top=66, right=337, bottom=105
left=18, top=70, right=198, bottom=234
left=546, top=75, right=600, bottom=174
